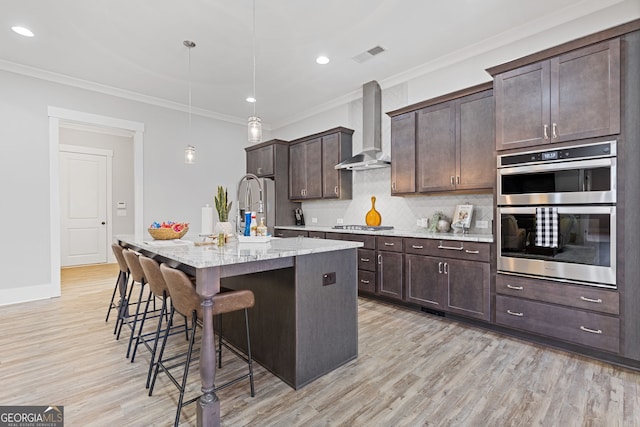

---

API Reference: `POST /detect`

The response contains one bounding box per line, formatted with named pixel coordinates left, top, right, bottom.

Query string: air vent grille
left=352, top=45, right=386, bottom=63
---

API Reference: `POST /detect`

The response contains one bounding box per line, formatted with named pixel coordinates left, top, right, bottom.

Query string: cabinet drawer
left=404, top=238, right=490, bottom=262
left=274, top=229, right=308, bottom=238
left=496, top=295, right=619, bottom=354
left=358, top=270, right=376, bottom=294
left=376, top=236, right=403, bottom=252
left=358, top=249, right=376, bottom=272
left=326, top=232, right=376, bottom=249
left=496, top=274, right=619, bottom=315
left=308, top=231, right=325, bottom=239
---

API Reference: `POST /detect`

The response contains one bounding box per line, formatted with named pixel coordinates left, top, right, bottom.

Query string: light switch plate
left=311, top=217, right=318, bottom=223
left=476, top=220, right=489, bottom=229
left=336, top=218, right=344, bottom=224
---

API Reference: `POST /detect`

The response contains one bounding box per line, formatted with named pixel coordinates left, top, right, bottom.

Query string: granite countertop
left=116, top=234, right=363, bottom=269
left=275, top=225, right=494, bottom=243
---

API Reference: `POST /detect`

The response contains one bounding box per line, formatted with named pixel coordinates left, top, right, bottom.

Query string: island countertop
left=115, top=234, right=363, bottom=269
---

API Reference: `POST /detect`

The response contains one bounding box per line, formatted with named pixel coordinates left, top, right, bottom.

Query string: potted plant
left=214, top=186, right=233, bottom=237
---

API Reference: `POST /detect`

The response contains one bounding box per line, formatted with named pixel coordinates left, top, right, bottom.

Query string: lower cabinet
left=405, top=254, right=490, bottom=321
left=495, top=274, right=620, bottom=353
left=274, top=229, right=308, bottom=238
left=378, top=251, right=403, bottom=301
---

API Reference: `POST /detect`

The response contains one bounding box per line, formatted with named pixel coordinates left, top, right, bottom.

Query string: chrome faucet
left=236, top=173, right=264, bottom=233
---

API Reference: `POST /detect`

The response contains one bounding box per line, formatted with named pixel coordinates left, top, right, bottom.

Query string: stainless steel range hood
left=335, top=80, right=390, bottom=171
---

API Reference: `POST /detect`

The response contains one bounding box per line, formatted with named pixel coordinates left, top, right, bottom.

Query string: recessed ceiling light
left=246, top=96, right=256, bottom=103
left=11, top=26, right=34, bottom=37
left=316, top=56, right=330, bottom=65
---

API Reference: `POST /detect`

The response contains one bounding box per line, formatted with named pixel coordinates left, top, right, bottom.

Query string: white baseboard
left=0, top=283, right=61, bottom=307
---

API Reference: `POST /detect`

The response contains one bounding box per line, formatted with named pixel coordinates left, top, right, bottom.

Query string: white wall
left=0, top=70, right=248, bottom=305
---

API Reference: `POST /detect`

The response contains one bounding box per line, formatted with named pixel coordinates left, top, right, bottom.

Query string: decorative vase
left=214, top=221, right=233, bottom=237
left=437, top=219, right=451, bottom=232
left=365, top=196, right=382, bottom=226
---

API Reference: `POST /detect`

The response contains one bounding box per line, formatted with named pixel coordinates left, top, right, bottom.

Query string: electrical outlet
left=476, top=220, right=489, bottom=229
left=337, top=218, right=344, bottom=224
left=311, top=217, right=318, bottom=223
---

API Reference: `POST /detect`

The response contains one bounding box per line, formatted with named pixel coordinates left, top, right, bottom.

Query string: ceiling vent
left=352, top=45, right=386, bottom=64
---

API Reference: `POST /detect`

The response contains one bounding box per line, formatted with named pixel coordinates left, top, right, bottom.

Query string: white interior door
left=60, top=151, right=108, bottom=266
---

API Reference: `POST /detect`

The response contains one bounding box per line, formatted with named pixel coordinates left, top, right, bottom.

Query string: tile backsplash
left=301, top=167, right=494, bottom=234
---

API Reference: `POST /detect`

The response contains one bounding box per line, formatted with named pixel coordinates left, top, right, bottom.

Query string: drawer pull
left=384, top=242, right=395, bottom=246
left=360, top=258, right=370, bottom=262
left=412, top=245, right=424, bottom=249
left=506, top=284, right=524, bottom=291
left=360, top=279, right=370, bottom=284
left=507, top=310, right=523, bottom=317
left=465, top=249, right=480, bottom=254
left=580, top=326, right=603, bottom=335
left=438, top=244, right=464, bottom=251
left=580, top=296, right=603, bottom=304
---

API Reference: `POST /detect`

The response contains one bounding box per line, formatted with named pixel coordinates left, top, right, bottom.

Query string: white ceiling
left=0, top=0, right=628, bottom=128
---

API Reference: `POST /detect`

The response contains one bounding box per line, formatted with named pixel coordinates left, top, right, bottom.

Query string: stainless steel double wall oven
left=497, top=141, right=617, bottom=288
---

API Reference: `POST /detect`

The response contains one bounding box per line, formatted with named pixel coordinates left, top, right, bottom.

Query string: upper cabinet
left=388, top=82, right=494, bottom=195
left=390, top=112, right=416, bottom=195
left=289, top=127, right=353, bottom=201
left=246, top=139, right=285, bottom=177
left=492, top=38, right=620, bottom=151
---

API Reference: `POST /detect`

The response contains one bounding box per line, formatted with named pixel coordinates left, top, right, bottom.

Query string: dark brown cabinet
left=390, top=112, right=416, bottom=195
left=493, top=38, right=620, bottom=151
left=416, top=89, right=495, bottom=193
left=273, top=228, right=308, bottom=238
left=495, top=274, right=620, bottom=353
left=388, top=83, right=494, bottom=195
left=377, top=236, right=404, bottom=301
left=246, top=143, right=275, bottom=177
left=289, top=137, right=322, bottom=199
left=289, top=127, right=353, bottom=200
left=325, top=232, right=377, bottom=294
left=404, top=238, right=491, bottom=321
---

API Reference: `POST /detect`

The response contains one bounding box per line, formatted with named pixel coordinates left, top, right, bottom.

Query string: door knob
left=101, top=221, right=106, bottom=225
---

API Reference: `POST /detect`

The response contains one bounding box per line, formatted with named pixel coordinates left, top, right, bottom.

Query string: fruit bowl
left=148, top=222, right=189, bottom=240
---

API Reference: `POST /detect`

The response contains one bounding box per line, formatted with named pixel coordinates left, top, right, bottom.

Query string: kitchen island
left=116, top=235, right=362, bottom=427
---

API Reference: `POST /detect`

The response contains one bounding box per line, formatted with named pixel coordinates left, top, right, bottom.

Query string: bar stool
left=136, top=255, right=189, bottom=388
left=150, top=263, right=255, bottom=427
left=119, top=249, right=149, bottom=358
left=109, top=244, right=130, bottom=334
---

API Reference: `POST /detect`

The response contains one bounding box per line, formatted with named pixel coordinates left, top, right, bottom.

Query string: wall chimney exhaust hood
left=335, top=80, right=390, bottom=171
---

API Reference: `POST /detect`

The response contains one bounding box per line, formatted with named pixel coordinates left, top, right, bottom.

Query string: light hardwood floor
left=0, top=264, right=638, bottom=426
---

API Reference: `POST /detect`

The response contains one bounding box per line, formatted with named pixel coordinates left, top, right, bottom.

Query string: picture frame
left=452, top=204, right=474, bottom=229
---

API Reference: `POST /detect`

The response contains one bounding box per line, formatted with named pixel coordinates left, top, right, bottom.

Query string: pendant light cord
left=188, top=45, right=192, bottom=129
left=252, top=0, right=257, bottom=117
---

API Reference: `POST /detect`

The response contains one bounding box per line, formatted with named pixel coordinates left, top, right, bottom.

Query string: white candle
left=201, top=204, right=213, bottom=235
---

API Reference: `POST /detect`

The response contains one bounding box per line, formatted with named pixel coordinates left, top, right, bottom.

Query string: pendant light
left=184, top=40, right=196, bottom=164
left=247, top=0, right=262, bottom=143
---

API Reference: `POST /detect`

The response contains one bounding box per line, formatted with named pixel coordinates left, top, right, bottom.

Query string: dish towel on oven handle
left=535, top=207, right=559, bottom=248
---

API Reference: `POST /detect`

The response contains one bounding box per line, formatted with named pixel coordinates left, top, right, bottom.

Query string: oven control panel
left=499, top=141, right=615, bottom=168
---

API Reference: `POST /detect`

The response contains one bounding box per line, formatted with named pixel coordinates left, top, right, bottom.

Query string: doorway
left=48, top=107, right=144, bottom=296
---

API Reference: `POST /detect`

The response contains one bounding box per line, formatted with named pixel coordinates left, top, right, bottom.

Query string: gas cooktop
left=332, top=225, right=394, bottom=231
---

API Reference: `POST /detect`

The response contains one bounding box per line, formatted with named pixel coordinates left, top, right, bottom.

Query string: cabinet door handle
left=257, top=167, right=263, bottom=174
left=450, top=176, right=455, bottom=185
left=438, top=243, right=464, bottom=251
left=438, top=261, right=443, bottom=274
left=507, top=310, right=524, bottom=317
left=580, top=326, right=602, bottom=334
left=377, top=254, right=382, bottom=265
left=383, top=242, right=395, bottom=246
left=506, top=284, right=524, bottom=291
left=334, top=186, right=338, bottom=195
left=580, top=296, right=603, bottom=304
left=443, top=262, right=448, bottom=275
left=360, top=279, right=370, bottom=284
left=456, top=176, right=460, bottom=185
left=552, top=123, right=558, bottom=139
left=392, top=182, right=396, bottom=191
left=465, top=249, right=480, bottom=254
left=543, top=124, right=549, bottom=139
left=412, top=245, right=424, bottom=249
left=360, top=258, right=370, bottom=262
